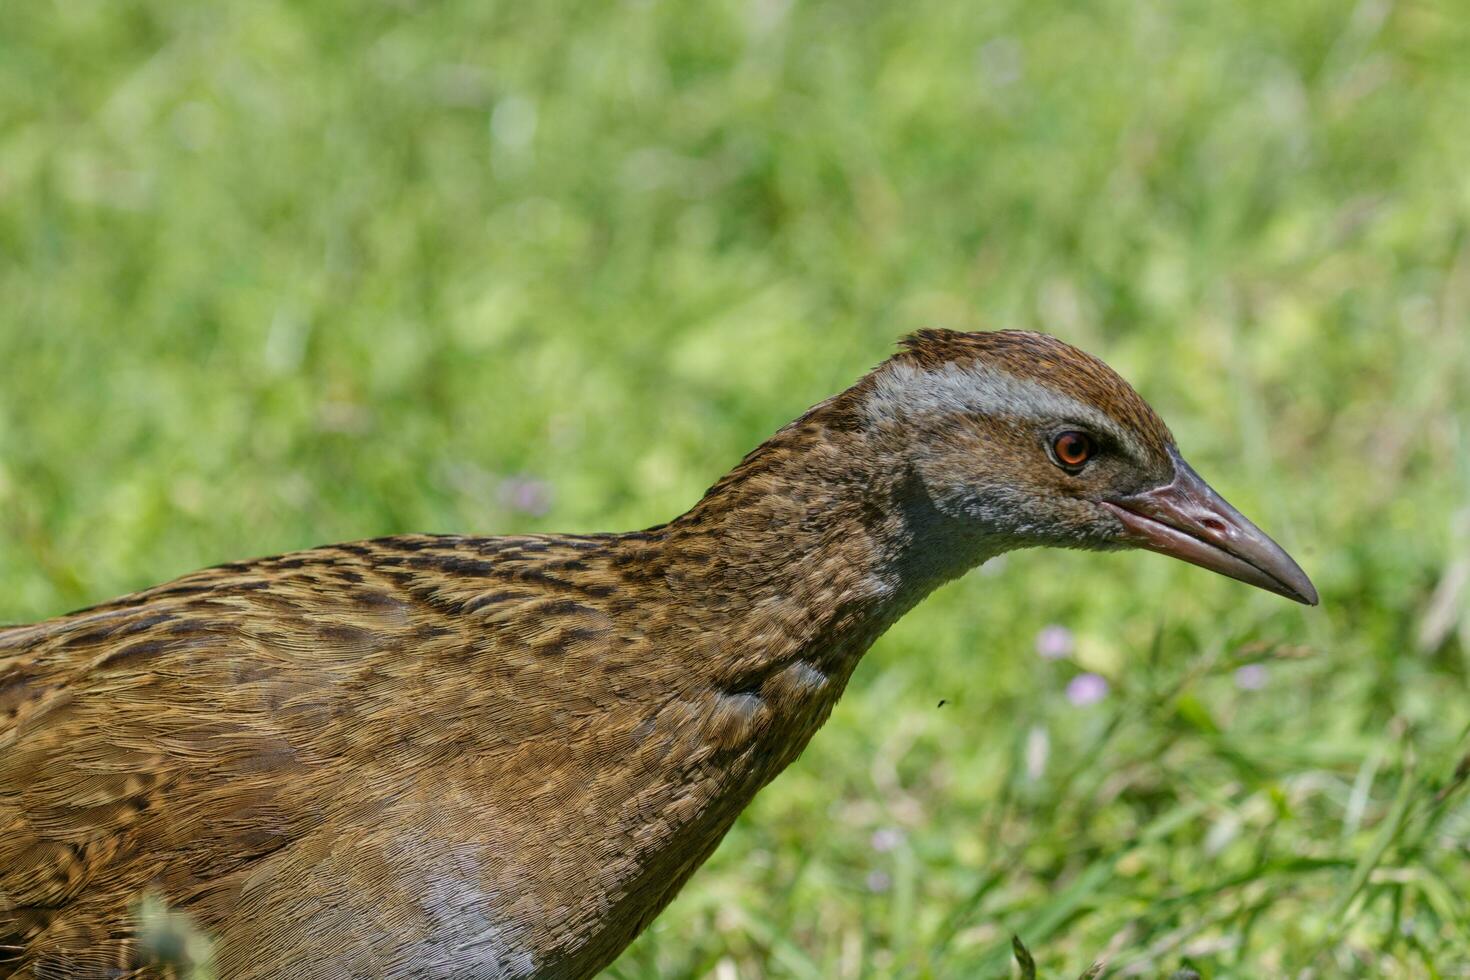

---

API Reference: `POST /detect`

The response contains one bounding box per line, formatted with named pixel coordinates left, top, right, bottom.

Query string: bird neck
left=477, top=407, right=1011, bottom=964
left=654, top=411, right=1002, bottom=685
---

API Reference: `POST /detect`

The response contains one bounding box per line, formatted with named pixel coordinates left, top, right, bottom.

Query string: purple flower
left=1234, top=664, right=1268, bottom=691
left=1035, top=624, right=1074, bottom=660
left=1065, top=673, right=1109, bottom=707
left=498, top=475, right=554, bottom=517
left=865, top=870, right=892, bottom=893
left=869, top=827, right=903, bottom=853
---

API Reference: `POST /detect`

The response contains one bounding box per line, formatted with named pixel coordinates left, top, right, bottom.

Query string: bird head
left=860, top=329, right=1317, bottom=605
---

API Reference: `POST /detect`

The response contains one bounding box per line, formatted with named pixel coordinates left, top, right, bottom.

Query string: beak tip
left=1268, top=550, right=1319, bottom=607
left=1288, top=576, right=1320, bottom=607
left=1283, top=588, right=1318, bottom=606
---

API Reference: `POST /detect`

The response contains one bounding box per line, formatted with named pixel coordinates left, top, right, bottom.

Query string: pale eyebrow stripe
left=863, top=360, right=1148, bottom=461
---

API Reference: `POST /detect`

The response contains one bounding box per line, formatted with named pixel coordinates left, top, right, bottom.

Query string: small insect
left=937, top=699, right=947, bottom=708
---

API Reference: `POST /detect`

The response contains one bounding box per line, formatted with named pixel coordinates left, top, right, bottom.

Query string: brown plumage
left=0, top=330, right=1315, bottom=979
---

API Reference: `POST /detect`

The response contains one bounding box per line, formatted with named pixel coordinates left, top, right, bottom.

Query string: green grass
left=4, top=0, right=1470, bottom=975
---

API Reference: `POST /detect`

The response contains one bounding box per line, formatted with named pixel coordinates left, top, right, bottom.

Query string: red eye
left=1052, top=431, right=1095, bottom=469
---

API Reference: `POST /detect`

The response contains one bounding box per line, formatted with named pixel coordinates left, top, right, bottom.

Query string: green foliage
left=3, top=0, right=1469, bottom=975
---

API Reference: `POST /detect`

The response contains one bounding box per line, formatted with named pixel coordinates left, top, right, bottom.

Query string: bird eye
left=1051, top=431, right=1095, bottom=470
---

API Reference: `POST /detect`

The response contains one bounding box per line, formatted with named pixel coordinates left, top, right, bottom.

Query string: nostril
left=1200, top=517, right=1227, bottom=535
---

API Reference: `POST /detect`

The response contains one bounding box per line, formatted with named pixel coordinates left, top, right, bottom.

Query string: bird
left=0, top=329, right=1317, bottom=979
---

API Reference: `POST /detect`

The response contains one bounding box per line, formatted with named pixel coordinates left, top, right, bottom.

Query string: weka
left=0, top=329, right=1316, bottom=979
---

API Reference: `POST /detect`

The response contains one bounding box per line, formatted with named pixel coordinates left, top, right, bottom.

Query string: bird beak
left=1101, top=450, right=1319, bottom=606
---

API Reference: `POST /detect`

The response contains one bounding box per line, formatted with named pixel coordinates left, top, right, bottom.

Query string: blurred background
left=3, top=0, right=1469, bottom=975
